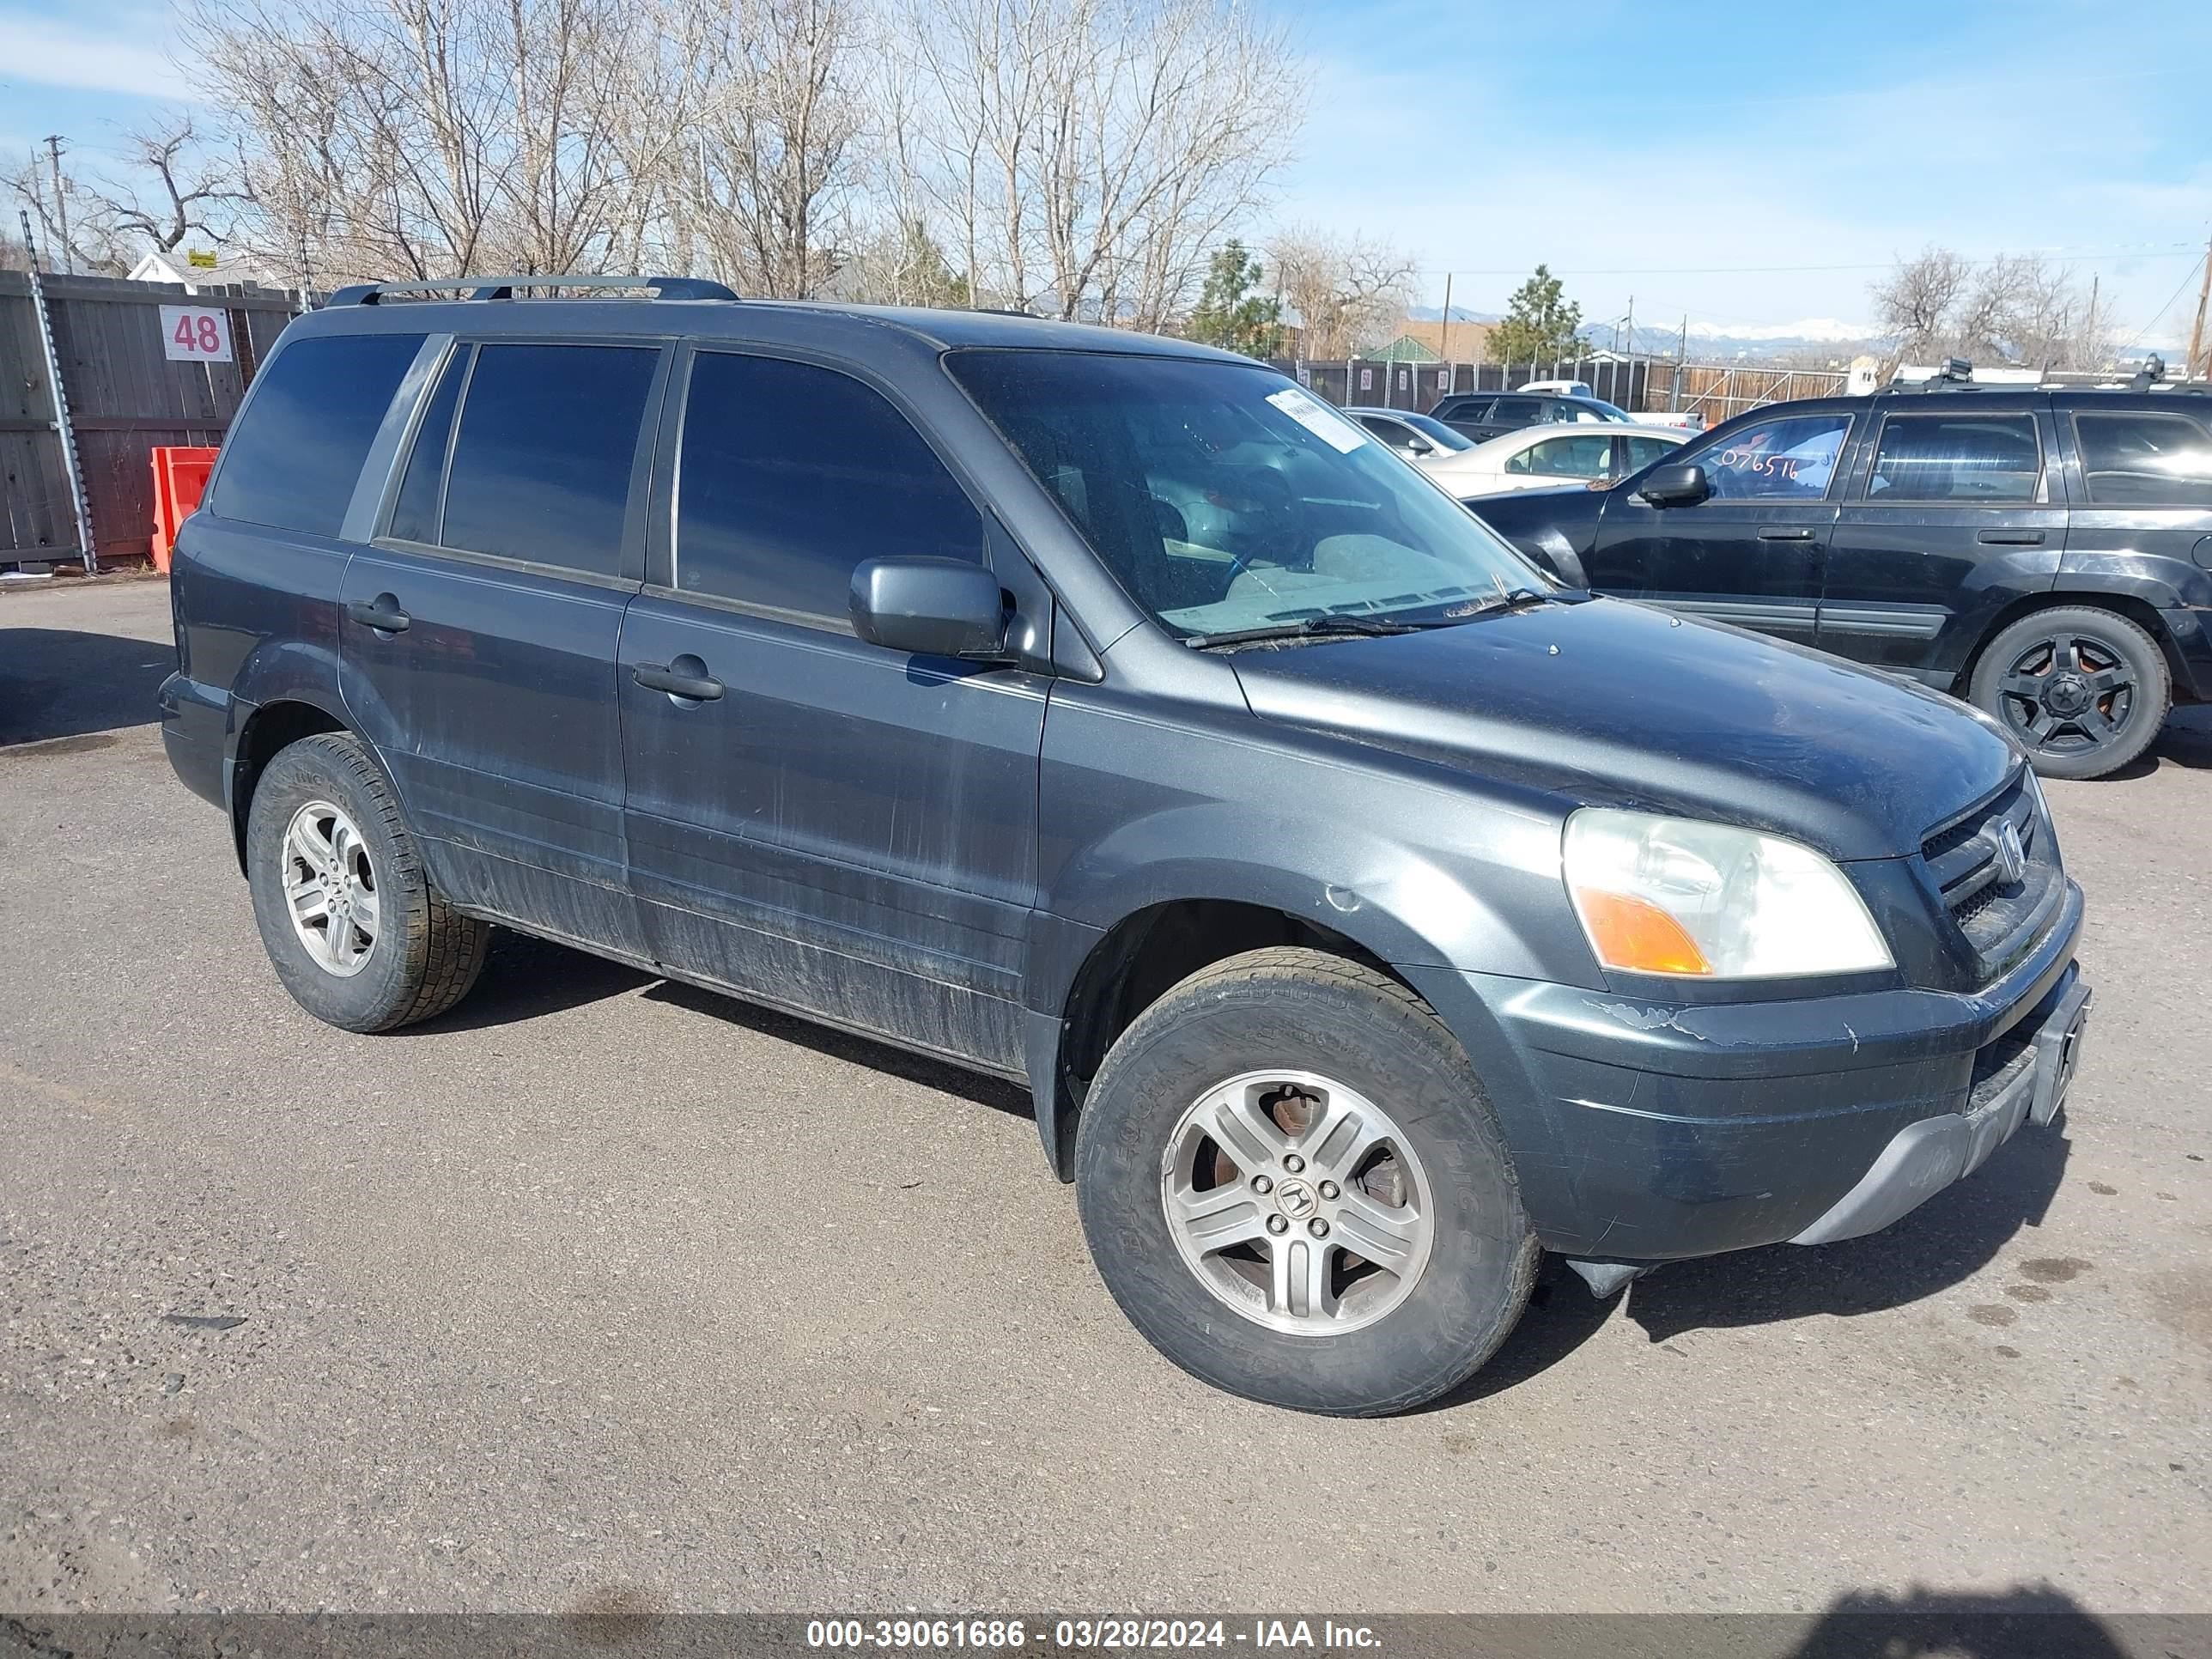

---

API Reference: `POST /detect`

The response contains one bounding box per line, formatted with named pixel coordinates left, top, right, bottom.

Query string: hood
left=1230, top=596, right=2014, bottom=861
left=1463, top=488, right=1606, bottom=581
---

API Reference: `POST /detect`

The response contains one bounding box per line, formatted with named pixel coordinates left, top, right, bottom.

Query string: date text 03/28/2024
left=805, top=1619, right=1382, bottom=1650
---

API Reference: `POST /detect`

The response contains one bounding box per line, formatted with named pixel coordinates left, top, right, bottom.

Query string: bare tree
left=666, top=0, right=865, bottom=297
left=1871, top=246, right=2110, bottom=370
left=184, top=0, right=1303, bottom=319
left=884, top=0, right=1302, bottom=327
left=186, top=0, right=666, bottom=283
left=6, top=118, right=244, bottom=276
left=1869, top=246, right=1970, bottom=362
left=1262, top=226, right=1416, bottom=358
left=78, top=117, right=246, bottom=258
left=5, top=146, right=132, bottom=274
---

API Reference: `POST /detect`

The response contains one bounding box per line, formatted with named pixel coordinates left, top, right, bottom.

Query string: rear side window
left=2074, top=411, right=2212, bottom=506
left=386, top=345, right=469, bottom=544
left=1869, top=414, right=2041, bottom=502
left=1626, top=434, right=1676, bottom=471
left=441, top=343, right=659, bottom=575
left=210, top=332, right=425, bottom=536
left=1510, top=434, right=1612, bottom=477
left=674, top=351, right=984, bottom=620
left=1489, top=397, right=1542, bottom=423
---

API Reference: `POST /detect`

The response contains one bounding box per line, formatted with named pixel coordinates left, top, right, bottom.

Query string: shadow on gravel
left=643, top=977, right=1035, bottom=1121
left=2103, top=703, right=2212, bottom=778
left=403, top=930, right=652, bottom=1034
left=1424, top=1114, right=2076, bottom=1409
left=1623, top=1113, right=2075, bottom=1345
left=0, top=628, right=174, bottom=746
left=1784, top=1583, right=2142, bottom=1659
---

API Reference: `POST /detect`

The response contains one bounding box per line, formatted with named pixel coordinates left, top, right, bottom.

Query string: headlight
left=1563, top=809, right=1893, bottom=979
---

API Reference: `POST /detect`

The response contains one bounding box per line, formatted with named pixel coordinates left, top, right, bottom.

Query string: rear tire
left=244, top=732, right=489, bottom=1031
left=1968, top=605, right=2169, bottom=781
left=1074, top=947, right=1537, bottom=1416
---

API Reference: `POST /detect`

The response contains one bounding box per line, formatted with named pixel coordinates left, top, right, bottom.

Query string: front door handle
left=634, top=659, right=724, bottom=702
left=345, top=596, right=410, bottom=633
left=1756, top=527, right=1815, bottom=541
left=1977, top=529, right=2046, bottom=545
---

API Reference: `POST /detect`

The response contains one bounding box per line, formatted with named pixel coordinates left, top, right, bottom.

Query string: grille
left=1920, top=771, right=2061, bottom=971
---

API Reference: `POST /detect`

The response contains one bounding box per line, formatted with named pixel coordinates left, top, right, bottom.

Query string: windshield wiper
left=1449, top=580, right=1557, bottom=619
left=1186, top=613, right=1437, bottom=649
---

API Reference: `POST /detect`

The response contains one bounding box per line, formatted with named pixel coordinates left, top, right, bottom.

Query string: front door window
left=1684, top=413, right=1852, bottom=501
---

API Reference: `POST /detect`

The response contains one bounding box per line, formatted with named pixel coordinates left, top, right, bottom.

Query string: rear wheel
left=244, top=732, right=489, bottom=1031
left=1968, top=605, right=2169, bottom=781
left=1074, top=947, right=1537, bottom=1416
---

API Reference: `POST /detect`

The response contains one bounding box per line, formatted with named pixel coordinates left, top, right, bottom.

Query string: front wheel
left=1074, top=948, right=1537, bottom=1416
left=1967, top=605, right=2170, bottom=781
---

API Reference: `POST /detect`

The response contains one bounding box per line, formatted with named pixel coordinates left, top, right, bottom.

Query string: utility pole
left=42, top=136, right=69, bottom=275
left=1622, top=295, right=1635, bottom=405
left=2188, top=236, right=2212, bottom=381
left=1437, top=271, right=1455, bottom=402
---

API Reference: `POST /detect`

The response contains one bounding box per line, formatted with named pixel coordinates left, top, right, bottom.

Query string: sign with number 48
left=160, top=305, right=234, bottom=363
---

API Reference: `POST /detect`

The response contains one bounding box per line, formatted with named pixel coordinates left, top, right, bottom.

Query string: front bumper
left=1401, top=879, right=2087, bottom=1261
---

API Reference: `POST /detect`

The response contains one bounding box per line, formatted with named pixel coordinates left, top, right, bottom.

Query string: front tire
left=1968, top=605, right=2170, bottom=780
left=244, top=732, right=489, bottom=1031
left=1074, top=947, right=1537, bottom=1416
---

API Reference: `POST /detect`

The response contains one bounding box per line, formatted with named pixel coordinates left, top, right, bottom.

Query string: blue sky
left=4, top=0, right=2209, bottom=345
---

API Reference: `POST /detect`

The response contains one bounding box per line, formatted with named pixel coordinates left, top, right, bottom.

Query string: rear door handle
left=633, top=660, right=724, bottom=702
left=345, top=596, right=410, bottom=633
left=1756, top=527, right=1815, bottom=541
left=1977, top=530, right=2046, bottom=545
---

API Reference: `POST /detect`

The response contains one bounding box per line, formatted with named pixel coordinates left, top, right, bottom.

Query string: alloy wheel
left=280, top=799, right=380, bottom=976
left=1991, top=632, right=2138, bottom=761
left=1159, top=1069, right=1434, bottom=1335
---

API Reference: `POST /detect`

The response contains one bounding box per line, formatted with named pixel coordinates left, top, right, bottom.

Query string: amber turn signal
left=1572, top=887, right=1713, bottom=976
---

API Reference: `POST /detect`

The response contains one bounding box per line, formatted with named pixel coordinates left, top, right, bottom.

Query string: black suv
left=1429, top=389, right=1635, bottom=442
left=1472, top=383, right=2212, bottom=778
left=161, top=277, right=2089, bottom=1415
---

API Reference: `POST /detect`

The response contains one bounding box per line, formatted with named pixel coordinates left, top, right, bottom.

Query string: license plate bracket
left=2029, top=980, right=2091, bottom=1126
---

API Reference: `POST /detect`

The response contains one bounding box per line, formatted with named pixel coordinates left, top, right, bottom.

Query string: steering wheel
left=1208, top=465, right=1304, bottom=596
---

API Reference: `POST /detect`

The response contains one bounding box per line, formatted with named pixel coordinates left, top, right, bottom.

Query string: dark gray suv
left=161, top=277, right=2091, bottom=1414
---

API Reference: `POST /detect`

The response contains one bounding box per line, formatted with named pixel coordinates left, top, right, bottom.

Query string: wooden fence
left=1272, top=356, right=1655, bottom=416
left=1666, top=364, right=1850, bottom=427
left=1, top=271, right=300, bottom=568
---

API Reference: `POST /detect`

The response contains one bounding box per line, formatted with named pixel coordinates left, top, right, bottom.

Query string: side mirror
left=1638, top=463, right=1711, bottom=507
left=1405, top=437, right=1434, bottom=456
left=850, top=556, right=1009, bottom=659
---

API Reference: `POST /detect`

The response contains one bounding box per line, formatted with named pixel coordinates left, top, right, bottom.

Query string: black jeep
left=1471, top=377, right=2212, bottom=777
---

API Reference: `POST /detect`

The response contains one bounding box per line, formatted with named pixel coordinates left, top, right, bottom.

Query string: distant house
left=1367, top=335, right=1441, bottom=364
left=126, top=247, right=290, bottom=293
left=1392, top=317, right=1494, bottom=362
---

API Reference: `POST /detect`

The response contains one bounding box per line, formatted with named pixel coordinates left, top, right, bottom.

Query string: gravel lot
left=3, top=578, right=2207, bottom=1628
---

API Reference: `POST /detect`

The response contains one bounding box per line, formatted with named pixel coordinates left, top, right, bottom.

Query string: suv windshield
left=949, top=351, right=1545, bottom=638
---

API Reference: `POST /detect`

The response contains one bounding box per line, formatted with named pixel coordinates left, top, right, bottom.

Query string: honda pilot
left=161, top=276, right=2091, bottom=1415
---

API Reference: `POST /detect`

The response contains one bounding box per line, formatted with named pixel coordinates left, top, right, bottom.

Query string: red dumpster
left=150, top=446, right=220, bottom=572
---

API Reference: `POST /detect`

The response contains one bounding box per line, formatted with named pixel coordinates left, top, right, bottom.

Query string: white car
left=1344, top=408, right=1486, bottom=476
left=1441, top=421, right=1689, bottom=496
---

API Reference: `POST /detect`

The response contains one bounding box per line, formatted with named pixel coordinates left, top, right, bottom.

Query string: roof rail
left=1881, top=356, right=1978, bottom=393
left=328, top=274, right=739, bottom=306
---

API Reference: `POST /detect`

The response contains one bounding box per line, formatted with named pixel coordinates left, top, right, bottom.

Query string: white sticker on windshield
left=1266, top=386, right=1367, bottom=454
